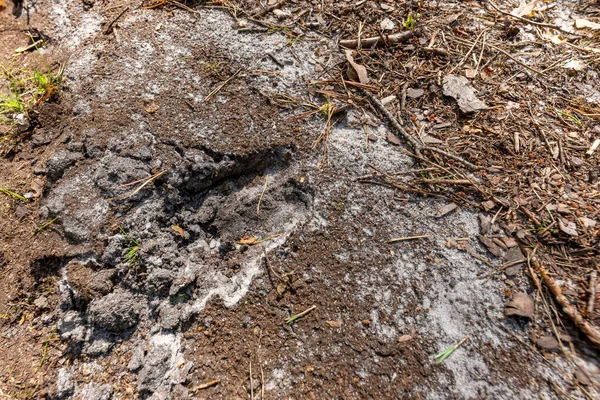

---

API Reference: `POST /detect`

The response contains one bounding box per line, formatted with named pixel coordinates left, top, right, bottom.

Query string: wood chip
left=436, top=203, right=458, bottom=218
left=481, top=200, right=496, bottom=212
left=380, top=95, right=396, bottom=105
left=406, top=88, right=424, bottom=99
left=586, top=139, right=600, bottom=155
left=478, top=235, right=502, bottom=257
left=536, top=336, right=559, bottom=350
left=501, top=236, right=518, bottom=248
left=398, top=334, right=412, bottom=343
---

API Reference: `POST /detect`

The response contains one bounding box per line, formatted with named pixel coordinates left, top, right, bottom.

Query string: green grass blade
left=0, top=185, right=27, bottom=201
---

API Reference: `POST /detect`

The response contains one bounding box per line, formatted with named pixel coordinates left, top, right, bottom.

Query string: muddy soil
left=0, top=1, right=598, bottom=399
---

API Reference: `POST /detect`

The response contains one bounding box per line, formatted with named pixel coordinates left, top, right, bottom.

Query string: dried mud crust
left=0, top=1, right=598, bottom=400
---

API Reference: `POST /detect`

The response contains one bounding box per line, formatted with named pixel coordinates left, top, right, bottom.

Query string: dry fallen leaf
left=380, top=18, right=395, bottom=31
left=579, top=217, right=597, bottom=228
left=276, top=283, right=287, bottom=296
left=536, top=336, right=559, bottom=350
left=563, top=59, right=586, bottom=71
left=398, top=334, right=412, bottom=343
left=421, top=134, right=443, bottom=145
left=558, top=218, right=578, bottom=237
left=345, top=50, right=369, bottom=84
left=386, top=131, right=401, bottom=145
left=540, top=28, right=566, bottom=45
left=511, top=0, right=539, bottom=17
left=171, top=225, right=185, bottom=237
left=575, top=368, right=592, bottom=386
left=237, top=234, right=258, bottom=245
left=504, top=292, right=534, bottom=319
left=575, top=19, right=600, bottom=30
left=325, top=320, right=342, bottom=327
left=144, top=101, right=159, bottom=113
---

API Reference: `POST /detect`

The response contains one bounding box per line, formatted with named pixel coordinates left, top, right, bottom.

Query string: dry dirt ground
left=0, top=0, right=599, bottom=399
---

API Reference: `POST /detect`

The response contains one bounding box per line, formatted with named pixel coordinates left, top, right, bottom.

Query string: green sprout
left=549, top=108, right=582, bottom=127
left=285, top=305, right=316, bottom=325
left=170, top=293, right=187, bottom=305
left=119, top=227, right=140, bottom=266
left=434, top=335, right=470, bottom=364
left=404, top=13, right=418, bottom=30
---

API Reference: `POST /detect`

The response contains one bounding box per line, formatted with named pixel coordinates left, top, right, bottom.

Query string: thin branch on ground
left=361, top=89, right=482, bottom=170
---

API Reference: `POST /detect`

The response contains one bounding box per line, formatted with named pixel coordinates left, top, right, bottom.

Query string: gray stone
left=147, top=268, right=174, bottom=295
left=138, top=335, right=178, bottom=394
left=197, top=199, right=217, bottom=225
left=443, top=74, right=488, bottom=113
left=505, top=265, right=522, bottom=277
left=128, top=345, right=145, bottom=372
left=41, top=314, right=55, bottom=326
left=56, top=368, right=74, bottom=398
left=89, top=269, right=116, bottom=294
left=83, top=334, right=115, bottom=356
left=34, top=295, right=49, bottom=309
left=94, top=154, right=151, bottom=195
left=159, top=304, right=180, bottom=330
left=57, top=311, right=88, bottom=343
left=46, top=150, right=82, bottom=180
left=101, top=235, right=126, bottom=266
left=78, top=383, right=114, bottom=400
left=89, top=290, right=140, bottom=332
left=505, top=246, right=525, bottom=264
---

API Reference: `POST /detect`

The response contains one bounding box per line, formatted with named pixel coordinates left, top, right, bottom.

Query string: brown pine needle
left=197, top=379, right=219, bottom=390
left=389, top=235, right=431, bottom=243
left=205, top=68, right=244, bottom=101
left=108, top=171, right=165, bottom=201
left=257, top=175, right=269, bottom=215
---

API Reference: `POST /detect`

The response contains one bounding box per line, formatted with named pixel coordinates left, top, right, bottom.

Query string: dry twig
left=531, top=256, right=600, bottom=348
left=588, top=271, right=597, bottom=315
left=104, top=6, right=130, bottom=35
left=339, top=30, right=421, bottom=49
left=486, top=0, right=581, bottom=36
left=361, top=89, right=482, bottom=170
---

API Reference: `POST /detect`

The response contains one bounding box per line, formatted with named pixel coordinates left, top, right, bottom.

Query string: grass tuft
left=0, top=59, right=63, bottom=118
left=119, top=227, right=141, bottom=266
